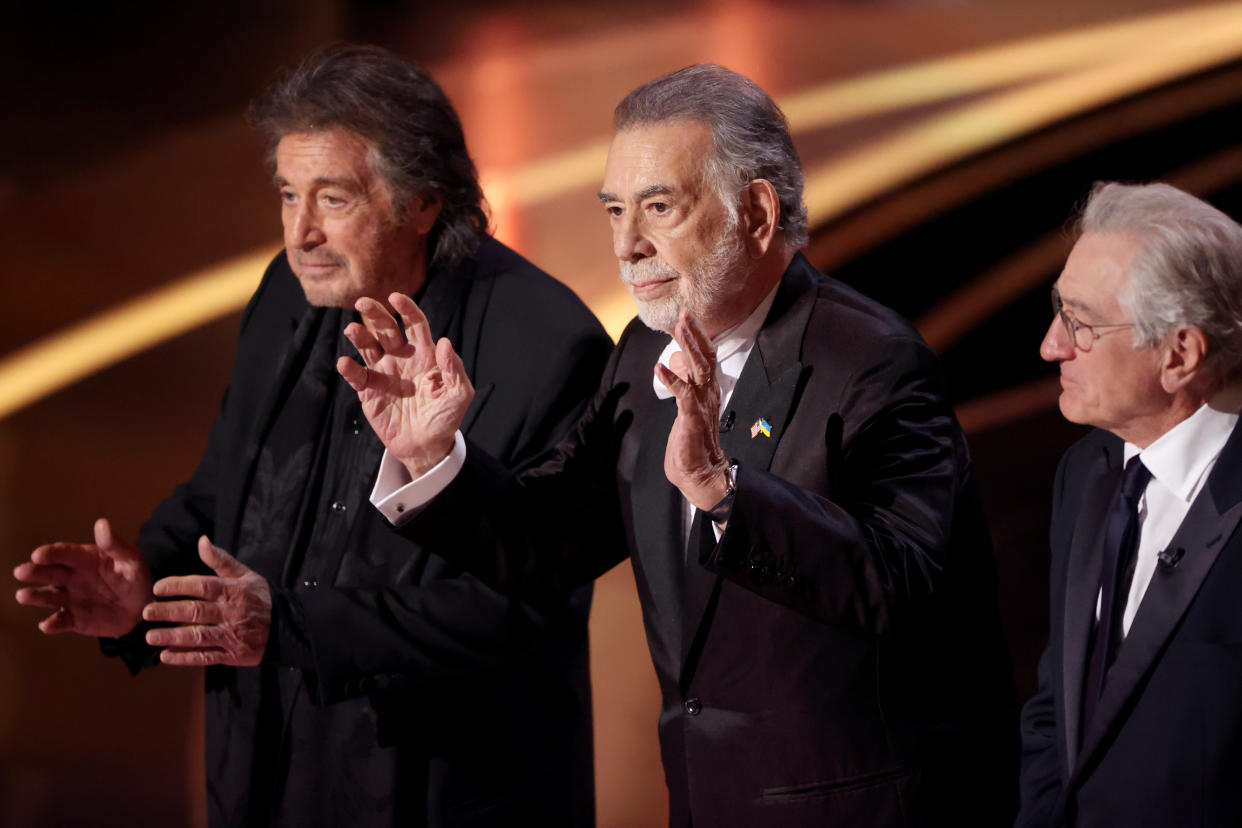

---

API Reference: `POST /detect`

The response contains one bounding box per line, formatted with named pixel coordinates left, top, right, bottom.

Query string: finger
left=16, top=584, right=68, bottom=610
left=390, top=292, right=434, bottom=350
left=668, top=350, right=692, bottom=383
left=39, top=607, right=76, bottom=635
left=142, top=598, right=224, bottom=626
left=146, top=624, right=223, bottom=649
left=655, top=363, right=693, bottom=399
left=30, top=542, right=96, bottom=570
left=159, top=648, right=228, bottom=667
left=198, top=536, right=248, bottom=578
left=13, top=561, right=73, bottom=586
left=343, top=321, right=383, bottom=368
left=356, top=296, right=406, bottom=354
left=674, top=312, right=714, bottom=385
left=337, top=355, right=370, bottom=392
left=436, top=337, right=471, bottom=395
left=152, top=574, right=223, bottom=600
left=93, top=517, right=115, bottom=550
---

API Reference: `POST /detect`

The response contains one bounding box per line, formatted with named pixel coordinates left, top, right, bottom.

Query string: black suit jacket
left=412, top=253, right=1017, bottom=827
left=114, top=239, right=611, bottom=827
left=1018, top=423, right=1242, bottom=827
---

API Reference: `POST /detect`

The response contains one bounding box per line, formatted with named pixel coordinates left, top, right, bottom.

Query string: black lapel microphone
left=1157, top=547, right=1185, bottom=569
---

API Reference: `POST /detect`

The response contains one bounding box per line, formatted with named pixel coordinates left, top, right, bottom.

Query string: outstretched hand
left=655, top=310, right=731, bottom=511
left=14, top=518, right=153, bottom=637
left=142, top=537, right=271, bottom=667
left=337, top=292, right=473, bottom=479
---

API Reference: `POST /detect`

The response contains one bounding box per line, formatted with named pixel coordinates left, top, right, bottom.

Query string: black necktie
left=1082, top=455, right=1152, bottom=735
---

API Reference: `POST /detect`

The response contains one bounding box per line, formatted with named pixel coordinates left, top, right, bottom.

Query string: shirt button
left=330, top=500, right=347, bottom=514
left=684, top=697, right=702, bottom=716
left=350, top=418, right=362, bottom=436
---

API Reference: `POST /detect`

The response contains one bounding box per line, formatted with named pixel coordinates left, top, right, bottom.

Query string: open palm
left=338, top=292, right=473, bottom=477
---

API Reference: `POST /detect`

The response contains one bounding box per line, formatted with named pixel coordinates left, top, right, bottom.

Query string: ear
left=739, top=179, right=780, bottom=259
left=1159, top=325, right=1210, bottom=393
left=406, top=196, right=442, bottom=236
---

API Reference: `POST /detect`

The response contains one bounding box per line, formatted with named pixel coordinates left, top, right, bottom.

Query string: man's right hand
left=13, top=518, right=154, bottom=637
left=337, top=292, right=473, bottom=479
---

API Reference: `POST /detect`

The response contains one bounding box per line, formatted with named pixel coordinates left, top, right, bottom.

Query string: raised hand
left=655, top=309, right=731, bottom=511
left=337, top=292, right=473, bottom=479
left=14, top=518, right=153, bottom=637
left=142, top=536, right=271, bottom=667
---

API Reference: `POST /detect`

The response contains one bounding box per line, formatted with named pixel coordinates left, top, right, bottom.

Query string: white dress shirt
left=1114, top=402, right=1238, bottom=636
left=370, top=286, right=780, bottom=527
left=652, top=285, right=779, bottom=537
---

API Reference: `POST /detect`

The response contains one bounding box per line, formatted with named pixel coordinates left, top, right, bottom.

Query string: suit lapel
left=631, top=394, right=687, bottom=669
left=1073, top=422, right=1242, bottom=778
left=221, top=304, right=321, bottom=552
left=679, top=256, right=815, bottom=679
left=1061, top=444, right=1119, bottom=766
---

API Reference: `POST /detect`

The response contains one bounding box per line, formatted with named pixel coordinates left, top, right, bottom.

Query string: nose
left=613, top=212, right=654, bottom=263
left=1040, top=316, right=1074, bottom=363
left=287, top=201, right=325, bottom=250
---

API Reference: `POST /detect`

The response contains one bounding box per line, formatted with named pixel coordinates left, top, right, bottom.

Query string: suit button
left=303, top=578, right=318, bottom=588
left=684, top=698, right=702, bottom=716
left=783, top=575, right=796, bottom=589
left=330, top=500, right=347, bottom=513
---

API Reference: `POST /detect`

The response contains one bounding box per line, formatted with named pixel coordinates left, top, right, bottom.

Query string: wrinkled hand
left=14, top=518, right=153, bottom=637
left=656, top=310, right=731, bottom=511
left=142, top=537, right=271, bottom=667
left=337, top=292, right=473, bottom=479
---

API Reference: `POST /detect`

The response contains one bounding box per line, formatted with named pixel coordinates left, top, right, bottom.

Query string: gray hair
left=614, top=64, right=808, bottom=249
left=1079, top=181, right=1242, bottom=382
left=249, top=43, right=488, bottom=272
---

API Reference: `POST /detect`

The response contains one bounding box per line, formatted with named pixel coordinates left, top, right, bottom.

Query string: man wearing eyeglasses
left=1018, top=181, right=1242, bottom=827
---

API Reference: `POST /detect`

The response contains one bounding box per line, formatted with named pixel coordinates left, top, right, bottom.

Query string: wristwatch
left=705, top=463, right=738, bottom=524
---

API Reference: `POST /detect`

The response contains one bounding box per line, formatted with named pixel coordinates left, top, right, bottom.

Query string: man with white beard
left=342, top=64, right=1017, bottom=827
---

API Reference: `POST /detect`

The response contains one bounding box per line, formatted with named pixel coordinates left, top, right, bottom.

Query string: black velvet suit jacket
left=412, top=253, right=1017, bottom=827
left=116, top=239, right=611, bottom=827
left=1018, top=423, right=1242, bottom=827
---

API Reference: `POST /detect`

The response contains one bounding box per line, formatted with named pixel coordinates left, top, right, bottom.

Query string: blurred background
left=3, top=0, right=1242, bottom=824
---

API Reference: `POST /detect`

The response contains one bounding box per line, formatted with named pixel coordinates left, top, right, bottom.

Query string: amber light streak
left=4, top=2, right=1242, bottom=418
left=0, top=248, right=277, bottom=420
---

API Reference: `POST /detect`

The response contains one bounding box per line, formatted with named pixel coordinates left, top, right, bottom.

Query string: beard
left=620, top=225, right=750, bottom=334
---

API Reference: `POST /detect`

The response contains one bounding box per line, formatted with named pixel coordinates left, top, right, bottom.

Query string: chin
left=1057, top=394, right=1090, bottom=427
left=633, top=296, right=681, bottom=334
left=292, top=271, right=353, bottom=308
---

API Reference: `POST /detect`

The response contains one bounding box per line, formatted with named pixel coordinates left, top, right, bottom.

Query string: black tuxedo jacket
left=1018, top=423, right=1242, bottom=827
left=413, top=253, right=1017, bottom=827
left=114, top=240, right=611, bottom=827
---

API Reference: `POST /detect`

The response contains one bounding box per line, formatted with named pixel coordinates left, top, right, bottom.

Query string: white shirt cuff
left=370, top=431, right=467, bottom=526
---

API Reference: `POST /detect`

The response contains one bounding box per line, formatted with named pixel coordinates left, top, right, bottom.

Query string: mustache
left=294, top=250, right=346, bottom=268
left=620, top=257, right=679, bottom=286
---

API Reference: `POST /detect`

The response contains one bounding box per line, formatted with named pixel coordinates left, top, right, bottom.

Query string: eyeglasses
left=1050, top=288, right=1134, bottom=352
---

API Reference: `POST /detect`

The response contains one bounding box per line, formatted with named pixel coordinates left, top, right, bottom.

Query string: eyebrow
left=273, top=175, right=362, bottom=191
left=1053, top=282, right=1098, bottom=317
left=597, top=184, right=675, bottom=203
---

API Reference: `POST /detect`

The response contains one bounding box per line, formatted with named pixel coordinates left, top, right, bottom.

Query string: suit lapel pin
left=750, top=417, right=771, bottom=439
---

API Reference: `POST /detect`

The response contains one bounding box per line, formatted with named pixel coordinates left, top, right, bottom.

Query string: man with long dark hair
left=15, top=44, right=607, bottom=827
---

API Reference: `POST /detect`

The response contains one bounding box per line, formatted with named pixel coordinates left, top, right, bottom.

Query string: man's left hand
left=656, top=309, right=731, bottom=511
left=142, top=537, right=272, bottom=667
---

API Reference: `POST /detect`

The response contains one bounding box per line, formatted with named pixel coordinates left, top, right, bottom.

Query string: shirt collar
left=1124, top=402, right=1239, bottom=503
left=653, top=284, right=780, bottom=400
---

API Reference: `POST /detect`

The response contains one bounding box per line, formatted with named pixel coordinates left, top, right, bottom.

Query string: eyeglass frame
left=1050, top=287, right=1135, bottom=352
